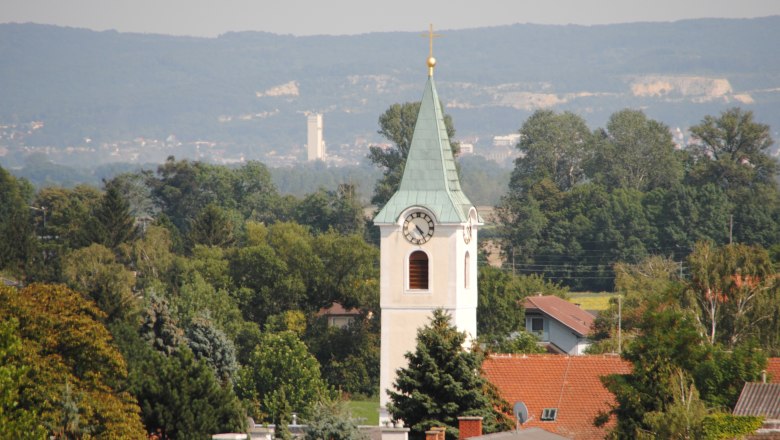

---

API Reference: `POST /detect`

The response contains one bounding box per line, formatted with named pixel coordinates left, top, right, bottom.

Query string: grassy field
left=567, top=292, right=617, bottom=311
left=347, top=396, right=379, bottom=426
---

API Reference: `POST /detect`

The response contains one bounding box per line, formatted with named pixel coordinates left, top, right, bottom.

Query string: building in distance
left=307, top=113, right=325, bottom=161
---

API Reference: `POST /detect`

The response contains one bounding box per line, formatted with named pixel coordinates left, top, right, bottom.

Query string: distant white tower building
left=307, top=113, right=325, bottom=161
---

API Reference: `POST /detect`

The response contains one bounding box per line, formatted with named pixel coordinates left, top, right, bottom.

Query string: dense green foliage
left=0, top=167, right=36, bottom=276
left=0, top=318, right=47, bottom=439
left=303, top=401, right=368, bottom=440
left=498, top=107, right=779, bottom=291
left=388, top=310, right=513, bottom=440
left=0, top=284, right=146, bottom=438
left=126, top=336, right=246, bottom=439
left=307, top=316, right=380, bottom=397
left=0, top=101, right=777, bottom=439
left=238, top=331, right=332, bottom=423
left=476, top=266, right=566, bottom=353
left=701, top=413, right=764, bottom=440
left=597, top=270, right=769, bottom=438
left=685, top=242, right=778, bottom=349
left=0, top=156, right=384, bottom=436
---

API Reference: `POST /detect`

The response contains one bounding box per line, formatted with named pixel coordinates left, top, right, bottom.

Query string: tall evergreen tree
left=91, top=183, right=137, bottom=249
left=129, top=346, right=245, bottom=439
left=387, top=310, right=512, bottom=440
left=0, top=167, right=36, bottom=276
left=188, top=203, right=235, bottom=248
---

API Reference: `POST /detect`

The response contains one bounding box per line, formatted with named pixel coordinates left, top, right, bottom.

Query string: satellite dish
left=513, top=401, right=528, bottom=425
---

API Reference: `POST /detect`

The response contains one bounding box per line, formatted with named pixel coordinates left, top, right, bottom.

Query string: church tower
left=374, top=34, right=480, bottom=423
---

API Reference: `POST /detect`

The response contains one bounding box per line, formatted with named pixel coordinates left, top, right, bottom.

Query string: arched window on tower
left=409, top=250, right=429, bottom=290
left=464, top=251, right=470, bottom=289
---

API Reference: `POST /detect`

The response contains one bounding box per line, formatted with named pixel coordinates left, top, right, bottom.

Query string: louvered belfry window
left=409, top=251, right=429, bottom=290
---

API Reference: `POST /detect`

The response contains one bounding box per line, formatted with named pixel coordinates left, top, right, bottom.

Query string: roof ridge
left=487, top=353, right=623, bottom=360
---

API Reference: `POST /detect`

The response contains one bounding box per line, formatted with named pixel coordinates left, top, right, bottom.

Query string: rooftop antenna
left=513, top=401, right=528, bottom=432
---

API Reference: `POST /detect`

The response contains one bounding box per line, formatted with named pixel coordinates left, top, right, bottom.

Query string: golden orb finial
left=422, top=24, right=441, bottom=77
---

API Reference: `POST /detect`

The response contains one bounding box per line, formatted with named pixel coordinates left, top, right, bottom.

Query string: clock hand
left=415, top=225, right=424, bottom=235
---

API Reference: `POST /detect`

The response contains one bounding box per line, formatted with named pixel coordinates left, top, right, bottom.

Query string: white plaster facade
left=306, top=113, right=324, bottom=161
left=378, top=207, right=479, bottom=423
left=525, top=314, right=591, bottom=355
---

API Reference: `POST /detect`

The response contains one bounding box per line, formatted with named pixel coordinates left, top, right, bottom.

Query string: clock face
left=403, top=212, right=434, bottom=244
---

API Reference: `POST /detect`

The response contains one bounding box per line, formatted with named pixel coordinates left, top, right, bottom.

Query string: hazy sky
left=2, top=0, right=779, bottom=37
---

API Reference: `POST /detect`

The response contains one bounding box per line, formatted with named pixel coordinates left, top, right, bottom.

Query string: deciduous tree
left=62, top=243, right=139, bottom=323
left=510, top=109, right=592, bottom=193
left=689, top=107, right=776, bottom=189
left=601, top=294, right=765, bottom=438
left=239, top=331, right=331, bottom=423
left=685, top=241, right=777, bottom=347
left=0, top=283, right=146, bottom=438
left=590, top=109, right=682, bottom=191
left=0, top=318, right=47, bottom=439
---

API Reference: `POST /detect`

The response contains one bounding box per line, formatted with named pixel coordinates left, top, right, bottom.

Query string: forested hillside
left=1, top=17, right=779, bottom=166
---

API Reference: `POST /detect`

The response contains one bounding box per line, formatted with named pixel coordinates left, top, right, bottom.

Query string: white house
left=523, top=295, right=594, bottom=355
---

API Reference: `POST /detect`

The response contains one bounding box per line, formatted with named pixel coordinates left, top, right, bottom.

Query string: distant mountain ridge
left=0, top=17, right=778, bottom=165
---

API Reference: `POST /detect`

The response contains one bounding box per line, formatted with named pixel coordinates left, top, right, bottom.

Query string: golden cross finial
left=421, top=23, right=441, bottom=76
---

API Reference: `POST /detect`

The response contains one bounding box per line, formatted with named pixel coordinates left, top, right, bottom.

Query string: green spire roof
left=374, top=76, right=475, bottom=224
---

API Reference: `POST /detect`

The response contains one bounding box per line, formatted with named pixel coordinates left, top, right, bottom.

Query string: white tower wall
left=307, top=114, right=324, bottom=161
left=378, top=219, right=478, bottom=423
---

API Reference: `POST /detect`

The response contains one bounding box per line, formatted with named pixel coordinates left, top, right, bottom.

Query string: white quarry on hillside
left=630, top=75, right=735, bottom=100
left=256, top=80, right=300, bottom=97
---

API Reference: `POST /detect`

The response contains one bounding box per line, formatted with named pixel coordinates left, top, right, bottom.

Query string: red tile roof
left=766, top=358, right=780, bottom=383
left=316, top=302, right=361, bottom=317
left=482, top=354, right=630, bottom=440
left=523, top=296, right=595, bottom=337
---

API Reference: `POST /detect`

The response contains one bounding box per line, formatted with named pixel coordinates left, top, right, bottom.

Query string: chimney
left=458, top=417, right=483, bottom=439
left=426, top=430, right=440, bottom=440
left=433, top=426, right=446, bottom=440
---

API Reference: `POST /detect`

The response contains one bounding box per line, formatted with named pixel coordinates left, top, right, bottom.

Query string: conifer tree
left=387, top=310, right=512, bottom=440
left=130, top=346, right=245, bottom=439
left=91, top=184, right=137, bottom=249
left=304, top=401, right=367, bottom=440
left=188, top=203, right=235, bottom=248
